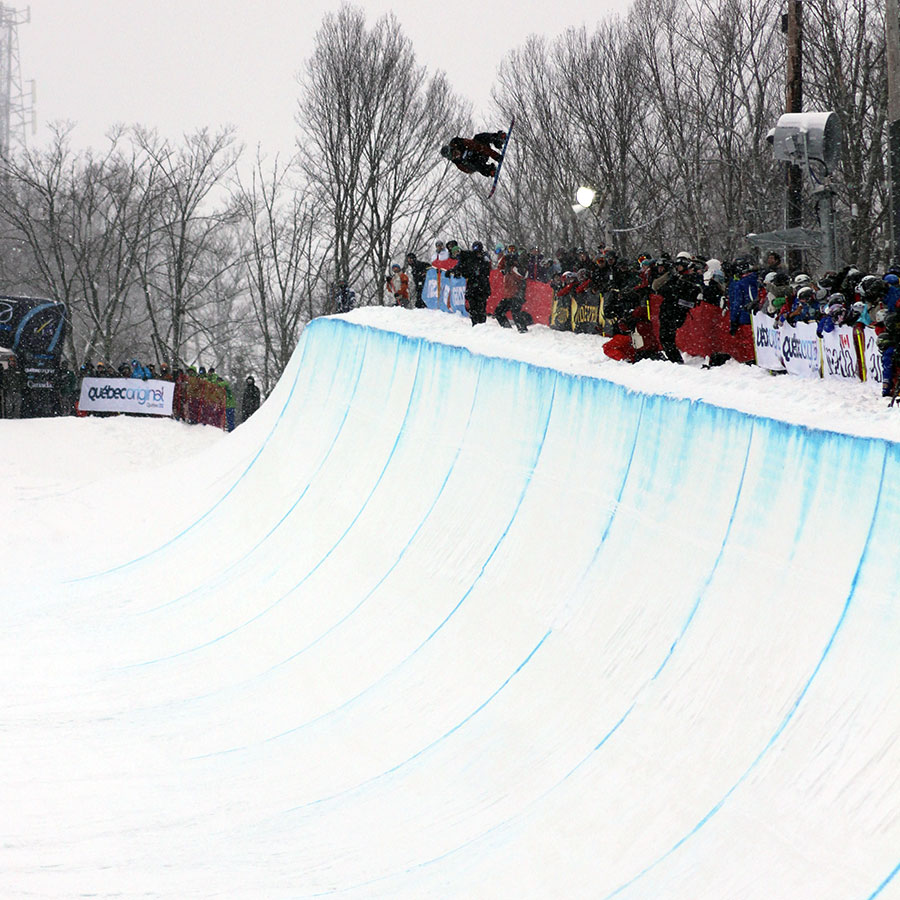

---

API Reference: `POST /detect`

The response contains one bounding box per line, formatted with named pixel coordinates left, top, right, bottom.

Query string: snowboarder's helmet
left=472, top=241, right=484, bottom=252
left=440, top=145, right=452, bottom=159
left=391, top=263, right=401, bottom=271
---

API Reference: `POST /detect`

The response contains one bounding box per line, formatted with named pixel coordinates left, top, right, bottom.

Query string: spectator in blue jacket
left=883, top=273, right=900, bottom=312
left=130, top=358, right=151, bottom=380
left=727, top=258, right=758, bottom=334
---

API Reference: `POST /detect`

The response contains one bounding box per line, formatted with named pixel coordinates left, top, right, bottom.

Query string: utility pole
left=784, top=0, right=803, bottom=272
left=887, top=0, right=900, bottom=264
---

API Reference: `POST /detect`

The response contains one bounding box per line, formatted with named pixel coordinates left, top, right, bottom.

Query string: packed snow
left=2, top=310, right=899, bottom=899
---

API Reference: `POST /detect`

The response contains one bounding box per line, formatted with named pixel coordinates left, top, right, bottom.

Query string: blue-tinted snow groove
left=597, top=445, right=889, bottom=899
left=134, top=330, right=372, bottom=620
left=867, top=860, right=900, bottom=899
left=67, top=319, right=345, bottom=582
left=288, top=414, right=760, bottom=898
left=128, top=337, right=424, bottom=664
left=246, top=321, right=897, bottom=900
left=269, top=630, right=553, bottom=811
left=139, top=325, right=374, bottom=615
left=182, top=354, right=491, bottom=724
left=256, top=373, right=559, bottom=748
left=65, top=318, right=899, bottom=899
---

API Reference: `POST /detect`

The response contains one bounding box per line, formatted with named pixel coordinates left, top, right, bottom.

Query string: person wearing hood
left=131, top=358, right=151, bottom=380
left=494, top=251, right=530, bottom=332
left=212, top=371, right=237, bottom=432
left=241, top=374, right=261, bottom=423
left=883, top=273, right=900, bottom=312
left=404, top=253, right=430, bottom=308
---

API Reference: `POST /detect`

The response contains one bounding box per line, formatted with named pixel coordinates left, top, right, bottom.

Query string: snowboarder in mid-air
left=440, top=130, right=508, bottom=178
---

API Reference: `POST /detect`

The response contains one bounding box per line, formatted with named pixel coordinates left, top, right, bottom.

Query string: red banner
left=647, top=295, right=754, bottom=363
left=485, top=271, right=553, bottom=326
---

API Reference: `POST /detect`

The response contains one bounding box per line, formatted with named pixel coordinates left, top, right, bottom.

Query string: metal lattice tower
left=0, top=4, right=33, bottom=158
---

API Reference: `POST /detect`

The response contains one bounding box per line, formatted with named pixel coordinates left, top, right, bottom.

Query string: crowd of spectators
left=0, top=352, right=263, bottom=427
left=382, top=240, right=900, bottom=397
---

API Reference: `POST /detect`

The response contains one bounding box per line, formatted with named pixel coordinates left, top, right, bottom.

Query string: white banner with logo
left=820, top=326, right=861, bottom=381
left=862, top=327, right=883, bottom=384
left=79, top=377, right=174, bottom=415
left=779, top=321, right=821, bottom=378
left=751, top=313, right=785, bottom=371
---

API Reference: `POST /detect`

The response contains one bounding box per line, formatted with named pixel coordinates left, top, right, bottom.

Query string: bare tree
left=0, top=125, right=158, bottom=365
left=234, top=148, right=332, bottom=390
left=0, top=125, right=85, bottom=355
left=131, top=126, right=243, bottom=366
left=296, top=3, right=466, bottom=306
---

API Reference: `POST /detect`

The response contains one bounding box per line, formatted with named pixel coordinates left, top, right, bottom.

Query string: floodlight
left=575, top=186, right=596, bottom=208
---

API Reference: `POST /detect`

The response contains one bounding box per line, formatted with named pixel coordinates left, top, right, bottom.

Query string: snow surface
left=2, top=309, right=899, bottom=899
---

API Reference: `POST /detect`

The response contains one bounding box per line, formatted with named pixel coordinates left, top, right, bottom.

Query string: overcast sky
left=19, top=0, right=633, bottom=158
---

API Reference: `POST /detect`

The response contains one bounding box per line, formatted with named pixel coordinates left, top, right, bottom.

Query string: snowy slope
left=1, top=310, right=899, bottom=899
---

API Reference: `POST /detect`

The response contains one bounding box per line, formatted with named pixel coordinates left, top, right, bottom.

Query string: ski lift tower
left=0, top=4, right=33, bottom=158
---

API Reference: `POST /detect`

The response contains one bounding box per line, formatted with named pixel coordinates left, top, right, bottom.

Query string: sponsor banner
left=571, top=293, right=602, bottom=333
left=421, top=269, right=443, bottom=310
left=862, top=327, right=883, bottom=383
left=79, top=377, right=174, bottom=415
left=752, top=312, right=785, bottom=371
left=550, top=293, right=572, bottom=330
left=780, top=321, right=821, bottom=378
left=821, top=326, right=861, bottom=381
left=444, top=272, right=468, bottom=317
left=24, top=365, right=56, bottom=390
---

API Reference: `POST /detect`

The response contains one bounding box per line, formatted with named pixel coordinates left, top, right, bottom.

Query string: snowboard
left=487, top=117, right=515, bottom=199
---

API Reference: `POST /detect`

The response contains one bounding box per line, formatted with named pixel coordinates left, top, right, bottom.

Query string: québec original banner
left=79, top=377, right=174, bottom=415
